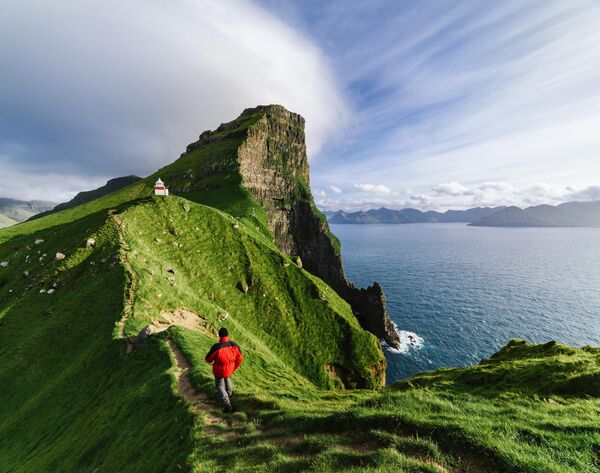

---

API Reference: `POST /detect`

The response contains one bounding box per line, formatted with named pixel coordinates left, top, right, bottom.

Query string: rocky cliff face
left=171, top=105, right=400, bottom=349
left=204, top=105, right=401, bottom=349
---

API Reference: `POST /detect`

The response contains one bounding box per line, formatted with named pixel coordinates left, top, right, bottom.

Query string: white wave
left=382, top=323, right=424, bottom=355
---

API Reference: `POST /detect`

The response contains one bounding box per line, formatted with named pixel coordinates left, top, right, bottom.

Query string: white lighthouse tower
left=154, top=178, right=169, bottom=196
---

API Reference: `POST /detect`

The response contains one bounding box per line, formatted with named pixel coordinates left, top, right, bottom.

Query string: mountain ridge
left=29, top=175, right=142, bottom=221
left=469, top=200, right=600, bottom=227
left=326, top=206, right=504, bottom=224
left=0, top=198, right=56, bottom=225
left=325, top=200, right=600, bottom=227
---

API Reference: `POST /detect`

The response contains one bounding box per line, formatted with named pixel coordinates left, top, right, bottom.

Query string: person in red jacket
left=205, top=327, right=243, bottom=412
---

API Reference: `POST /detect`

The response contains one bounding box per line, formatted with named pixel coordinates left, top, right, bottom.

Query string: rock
left=136, top=325, right=159, bottom=342
left=55, top=252, right=66, bottom=261
left=219, top=311, right=229, bottom=322
left=47, top=289, right=55, bottom=295
left=39, top=289, right=47, bottom=294
left=23, top=271, right=29, bottom=277
left=155, top=238, right=162, bottom=244
left=237, top=281, right=249, bottom=293
left=165, top=266, right=175, bottom=274
left=346, top=282, right=401, bottom=350
left=34, top=239, right=44, bottom=245
left=85, top=238, right=96, bottom=248
left=0, top=261, right=8, bottom=268
left=183, top=202, right=191, bottom=212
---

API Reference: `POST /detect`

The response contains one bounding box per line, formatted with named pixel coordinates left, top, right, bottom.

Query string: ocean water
left=331, top=223, right=600, bottom=383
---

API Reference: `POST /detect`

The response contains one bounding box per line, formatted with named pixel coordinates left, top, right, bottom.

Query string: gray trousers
left=215, top=377, right=233, bottom=406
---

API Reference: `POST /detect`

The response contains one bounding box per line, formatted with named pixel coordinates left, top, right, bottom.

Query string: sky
left=1, top=0, right=599, bottom=210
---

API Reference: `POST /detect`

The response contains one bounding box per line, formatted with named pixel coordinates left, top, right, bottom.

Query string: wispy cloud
left=262, top=0, right=600, bottom=208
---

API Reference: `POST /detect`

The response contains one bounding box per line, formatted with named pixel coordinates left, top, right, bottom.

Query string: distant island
left=325, top=200, right=600, bottom=227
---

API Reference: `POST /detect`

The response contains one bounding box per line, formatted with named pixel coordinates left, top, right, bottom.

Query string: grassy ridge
left=0, top=213, right=193, bottom=472
left=120, top=196, right=384, bottom=389
left=396, top=338, right=600, bottom=397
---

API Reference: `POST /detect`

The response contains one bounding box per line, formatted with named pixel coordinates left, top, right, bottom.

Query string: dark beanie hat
left=218, top=327, right=229, bottom=337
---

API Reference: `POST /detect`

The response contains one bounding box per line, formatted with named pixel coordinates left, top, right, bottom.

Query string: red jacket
left=205, top=336, right=243, bottom=378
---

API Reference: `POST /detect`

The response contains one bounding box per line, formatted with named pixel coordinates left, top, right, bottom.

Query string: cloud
left=0, top=0, right=349, bottom=200
left=329, top=185, right=343, bottom=194
left=354, top=183, right=392, bottom=195
left=429, top=181, right=600, bottom=209
left=317, top=180, right=600, bottom=212
left=567, top=185, right=600, bottom=201
left=432, top=182, right=472, bottom=196
left=296, top=1, right=600, bottom=200
left=313, top=188, right=327, bottom=197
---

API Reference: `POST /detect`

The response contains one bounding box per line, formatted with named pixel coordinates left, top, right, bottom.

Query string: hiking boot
left=223, top=405, right=233, bottom=414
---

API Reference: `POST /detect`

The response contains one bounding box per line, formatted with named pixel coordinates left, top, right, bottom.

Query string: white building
left=154, top=178, right=169, bottom=196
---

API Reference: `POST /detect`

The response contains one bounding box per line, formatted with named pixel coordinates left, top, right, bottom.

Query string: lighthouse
left=154, top=178, right=169, bottom=196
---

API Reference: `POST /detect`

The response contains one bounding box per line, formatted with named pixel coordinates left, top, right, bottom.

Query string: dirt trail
left=158, top=309, right=213, bottom=334
left=112, top=214, right=137, bottom=352
left=167, top=340, right=241, bottom=437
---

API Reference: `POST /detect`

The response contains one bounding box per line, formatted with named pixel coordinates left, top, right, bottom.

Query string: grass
left=0, top=213, right=193, bottom=472
left=0, top=106, right=598, bottom=472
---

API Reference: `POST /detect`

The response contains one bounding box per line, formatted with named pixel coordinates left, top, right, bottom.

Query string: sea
left=331, top=223, right=600, bottom=383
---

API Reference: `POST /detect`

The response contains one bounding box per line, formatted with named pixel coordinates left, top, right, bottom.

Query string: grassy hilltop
left=0, top=106, right=599, bottom=472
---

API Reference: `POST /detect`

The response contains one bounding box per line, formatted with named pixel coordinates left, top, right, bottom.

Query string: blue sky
left=1, top=0, right=599, bottom=209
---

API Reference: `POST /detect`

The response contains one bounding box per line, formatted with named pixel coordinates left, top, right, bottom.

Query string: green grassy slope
left=119, top=196, right=384, bottom=389
left=0, top=211, right=193, bottom=472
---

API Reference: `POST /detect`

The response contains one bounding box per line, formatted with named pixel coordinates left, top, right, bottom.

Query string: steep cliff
left=167, top=105, right=400, bottom=348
